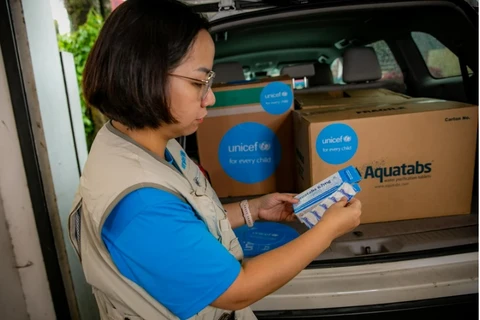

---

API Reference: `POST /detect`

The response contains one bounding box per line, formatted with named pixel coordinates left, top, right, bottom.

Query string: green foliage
left=58, top=9, right=103, bottom=149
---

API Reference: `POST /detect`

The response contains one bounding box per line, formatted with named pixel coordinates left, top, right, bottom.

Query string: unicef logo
left=260, top=82, right=293, bottom=115
left=219, top=123, right=282, bottom=184
left=316, top=123, right=358, bottom=165
left=259, top=142, right=271, bottom=151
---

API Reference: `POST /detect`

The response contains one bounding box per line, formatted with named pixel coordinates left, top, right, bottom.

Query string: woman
left=68, top=0, right=362, bottom=319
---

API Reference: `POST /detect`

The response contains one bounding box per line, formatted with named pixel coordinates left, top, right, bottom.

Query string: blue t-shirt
left=101, top=152, right=240, bottom=319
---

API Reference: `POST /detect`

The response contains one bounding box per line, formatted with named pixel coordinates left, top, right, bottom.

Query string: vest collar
left=105, top=121, right=178, bottom=172
left=105, top=121, right=206, bottom=195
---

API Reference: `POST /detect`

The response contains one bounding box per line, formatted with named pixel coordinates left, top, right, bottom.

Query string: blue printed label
left=218, top=122, right=281, bottom=184
left=234, top=222, right=299, bottom=257
left=180, top=150, right=187, bottom=169
left=260, top=82, right=293, bottom=115
left=316, top=123, right=358, bottom=165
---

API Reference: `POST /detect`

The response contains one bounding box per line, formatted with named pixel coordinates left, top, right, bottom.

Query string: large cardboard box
left=295, top=88, right=411, bottom=109
left=197, top=77, right=295, bottom=198
left=294, top=100, right=478, bottom=224
left=344, top=88, right=411, bottom=99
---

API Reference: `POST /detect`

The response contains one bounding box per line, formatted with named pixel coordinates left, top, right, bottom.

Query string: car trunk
left=188, top=0, right=479, bottom=266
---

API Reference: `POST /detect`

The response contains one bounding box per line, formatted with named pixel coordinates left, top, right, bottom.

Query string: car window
left=330, top=41, right=403, bottom=84
left=411, top=31, right=473, bottom=79
left=367, top=40, right=404, bottom=81
left=330, top=57, right=344, bottom=84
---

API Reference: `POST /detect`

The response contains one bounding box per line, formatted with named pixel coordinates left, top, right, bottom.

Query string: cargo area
left=182, top=1, right=479, bottom=264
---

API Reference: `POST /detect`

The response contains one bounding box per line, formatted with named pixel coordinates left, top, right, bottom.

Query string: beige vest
left=68, top=122, right=257, bottom=320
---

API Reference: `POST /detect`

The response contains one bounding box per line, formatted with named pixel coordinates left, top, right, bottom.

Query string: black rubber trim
left=59, top=53, right=82, bottom=176
left=0, top=1, right=71, bottom=319
left=192, top=0, right=273, bottom=12
left=209, top=0, right=478, bottom=29
left=254, top=294, right=478, bottom=319
left=306, top=243, right=478, bottom=269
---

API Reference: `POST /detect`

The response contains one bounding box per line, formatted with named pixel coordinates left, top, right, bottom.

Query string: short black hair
left=83, top=0, right=210, bottom=129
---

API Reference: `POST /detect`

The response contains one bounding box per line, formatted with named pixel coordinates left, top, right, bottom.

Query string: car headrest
left=342, top=47, right=382, bottom=83
left=281, top=64, right=315, bottom=78
left=213, top=62, right=245, bottom=84
left=309, top=62, right=334, bottom=86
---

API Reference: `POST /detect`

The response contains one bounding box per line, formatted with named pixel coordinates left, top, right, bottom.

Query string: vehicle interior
left=1, top=0, right=476, bottom=318
left=210, top=2, right=477, bottom=103
left=185, top=0, right=479, bottom=266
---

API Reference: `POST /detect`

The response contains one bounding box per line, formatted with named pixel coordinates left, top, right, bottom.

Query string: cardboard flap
left=297, top=99, right=475, bottom=123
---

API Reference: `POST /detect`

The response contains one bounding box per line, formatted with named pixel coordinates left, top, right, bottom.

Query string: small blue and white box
left=293, top=166, right=362, bottom=228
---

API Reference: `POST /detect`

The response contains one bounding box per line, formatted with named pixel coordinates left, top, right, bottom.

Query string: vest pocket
left=195, top=305, right=235, bottom=320
left=104, top=302, right=143, bottom=320
left=93, top=290, right=143, bottom=320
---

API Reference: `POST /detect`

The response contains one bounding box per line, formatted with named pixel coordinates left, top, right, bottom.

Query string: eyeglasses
left=169, top=70, right=216, bottom=101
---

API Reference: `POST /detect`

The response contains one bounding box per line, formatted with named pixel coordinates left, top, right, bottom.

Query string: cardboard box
left=295, top=89, right=411, bottom=109
left=294, top=100, right=478, bottom=224
left=344, top=88, right=411, bottom=99
left=196, top=77, right=295, bottom=198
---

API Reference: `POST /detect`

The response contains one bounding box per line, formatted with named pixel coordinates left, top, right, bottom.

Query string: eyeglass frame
left=169, top=70, right=216, bottom=101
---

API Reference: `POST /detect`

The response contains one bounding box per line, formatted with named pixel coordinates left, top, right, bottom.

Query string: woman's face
left=166, top=29, right=216, bottom=138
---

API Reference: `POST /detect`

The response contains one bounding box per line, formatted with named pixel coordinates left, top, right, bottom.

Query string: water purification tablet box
left=293, top=166, right=362, bottom=228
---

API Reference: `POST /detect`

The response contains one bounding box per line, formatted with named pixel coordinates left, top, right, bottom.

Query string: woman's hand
left=249, top=193, right=299, bottom=222
left=318, top=197, right=362, bottom=239
left=215, top=196, right=362, bottom=311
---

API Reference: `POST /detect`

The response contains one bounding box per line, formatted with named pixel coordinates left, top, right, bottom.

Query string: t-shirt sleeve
left=101, top=187, right=241, bottom=320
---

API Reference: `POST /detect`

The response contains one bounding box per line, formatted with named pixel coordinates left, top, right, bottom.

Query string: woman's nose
left=201, top=88, right=216, bottom=108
